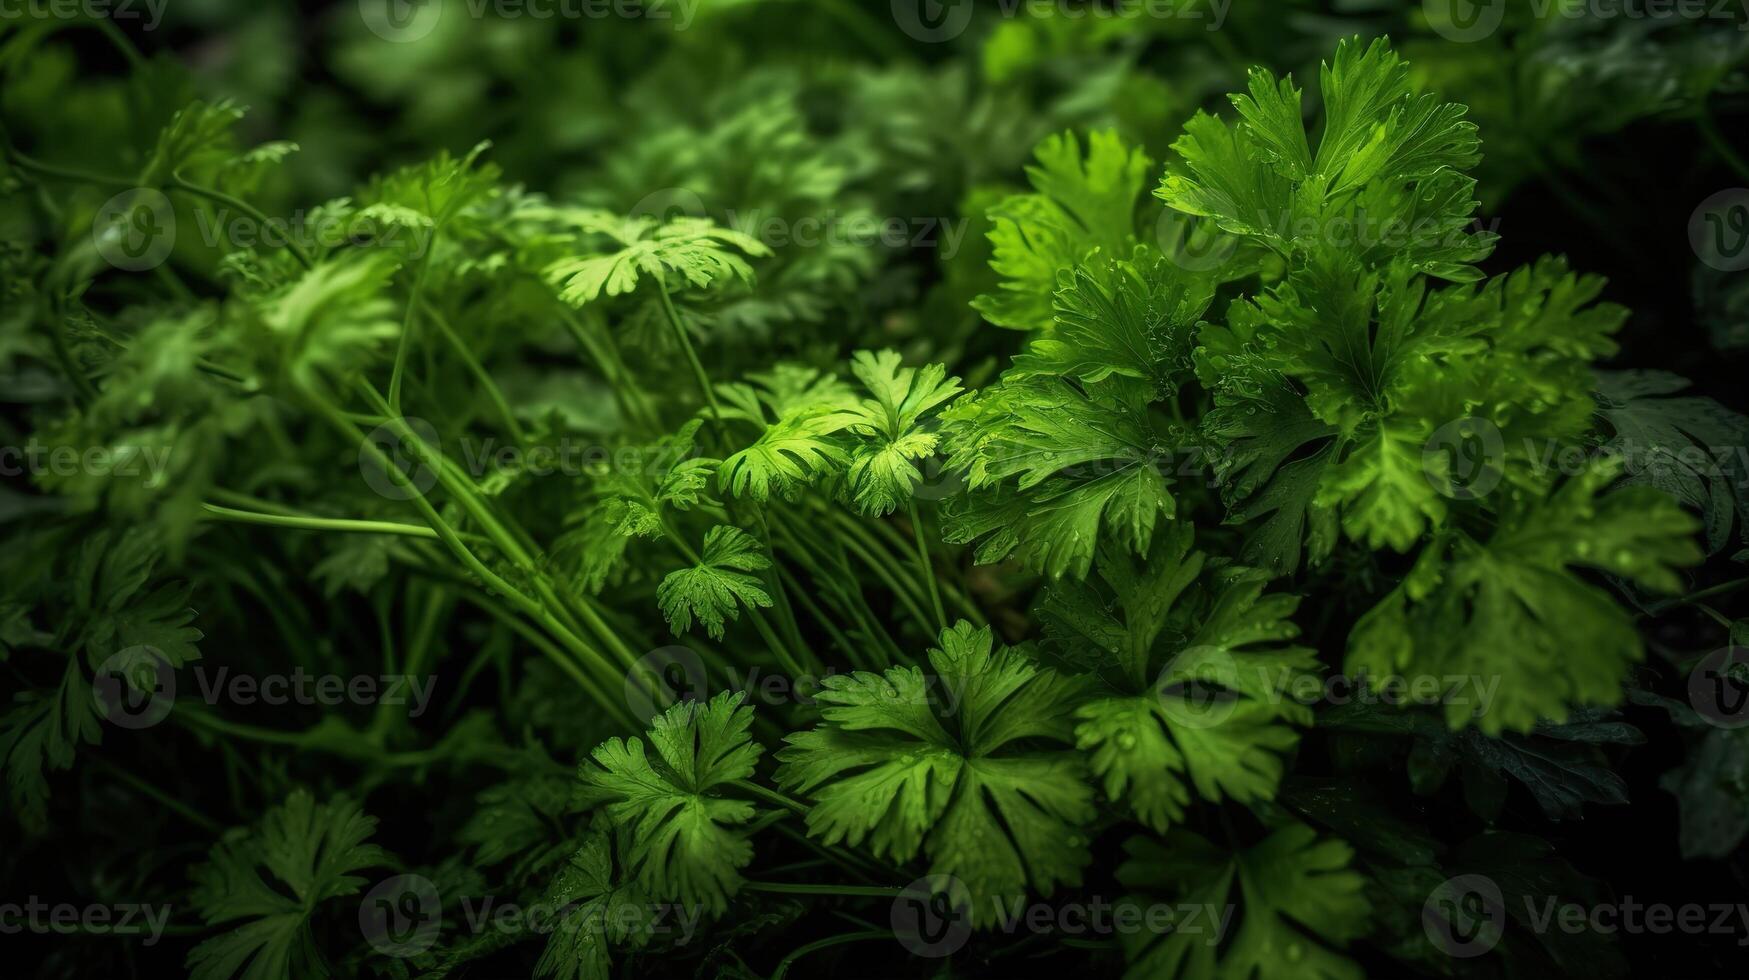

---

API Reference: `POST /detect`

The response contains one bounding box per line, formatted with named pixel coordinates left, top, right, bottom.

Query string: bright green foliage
left=543, top=211, right=771, bottom=307
left=534, top=827, right=658, bottom=980
left=187, top=791, right=390, bottom=980
left=947, top=160, right=1217, bottom=580
left=558, top=419, right=718, bottom=592
left=975, top=130, right=1153, bottom=330
left=2, top=16, right=1732, bottom=980
left=1160, top=36, right=1491, bottom=278
left=716, top=364, right=859, bottom=503
left=656, top=526, right=773, bottom=639
left=842, top=350, right=962, bottom=517
left=1117, top=823, right=1371, bottom=980
left=777, top=622, right=1093, bottom=924
left=1041, top=525, right=1320, bottom=831
left=575, top=692, right=762, bottom=916
left=1349, top=462, right=1701, bottom=734
left=253, top=254, right=402, bottom=397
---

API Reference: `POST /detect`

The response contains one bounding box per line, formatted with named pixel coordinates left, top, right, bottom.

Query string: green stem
left=42, top=298, right=97, bottom=406
left=744, top=882, right=901, bottom=898
left=422, top=300, right=525, bottom=443
left=770, top=931, right=893, bottom=980
left=556, top=304, right=659, bottom=432
left=733, top=779, right=809, bottom=816
left=1698, top=103, right=1749, bottom=184
left=168, top=172, right=313, bottom=269
left=654, top=280, right=720, bottom=423
left=88, top=756, right=221, bottom=833
left=908, top=500, right=947, bottom=630
left=775, top=563, right=865, bottom=671
left=834, top=518, right=934, bottom=639
left=200, top=502, right=443, bottom=540
left=1649, top=577, right=1749, bottom=614
left=387, top=247, right=436, bottom=412
left=0, top=136, right=134, bottom=188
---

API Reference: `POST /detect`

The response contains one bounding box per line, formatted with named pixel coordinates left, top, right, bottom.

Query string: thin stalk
left=827, top=508, right=933, bottom=621
left=42, top=299, right=97, bottom=406
left=422, top=300, right=525, bottom=443
left=744, top=882, right=901, bottom=898
left=733, top=779, right=810, bottom=816
left=907, top=500, right=947, bottom=630
left=387, top=248, right=436, bottom=412
left=750, top=506, right=819, bottom=675
left=772, top=520, right=904, bottom=667
left=1649, top=577, right=1749, bottom=614
left=200, top=502, right=443, bottom=540
left=776, top=563, right=865, bottom=671
left=770, top=932, right=893, bottom=980
left=0, top=139, right=135, bottom=188
left=834, top=520, right=934, bottom=639
left=654, top=281, right=720, bottom=422
left=556, top=304, right=659, bottom=432
left=168, top=172, right=313, bottom=269
left=88, top=756, right=221, bottom=834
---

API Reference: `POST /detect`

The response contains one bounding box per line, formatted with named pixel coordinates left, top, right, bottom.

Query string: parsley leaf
left=575, top=691, right=763, bottom=916
left=187, top=791, right=390, bottom=980
left=777, top=622, right=1093, bottom=924
left=656, top=526, right=774, bottom=640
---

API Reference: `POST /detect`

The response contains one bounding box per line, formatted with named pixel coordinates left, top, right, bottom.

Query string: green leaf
left=1159, top=36, right=1489, bottom=277
left=187, top=791, right=390, bottom=980
left=534, top=827, right=660, bottom=980
left=543, top=211, right=771, bottom=307
left=1011, top=247, right=1213, bottom=394
left=1348, top=463, right=1702, bottom=734
left=1041, top=527, right=1319, bottom=831
left=974, top=130, right=1152, bottom=330
left=656, top=526, right=773, bottom=640
left=254, top=254, right=401, bottom=397
left=777, top=622, right=1093, bottom=924
left=1116, top=823, right=1370, bottom=980
left=576, top=691, right=763, bottom=916
left=718, top=366, right=859, bottom=503
left=1595, top=369, right=1749, bottom=553
left=843, top=349, right=961, bottom=516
